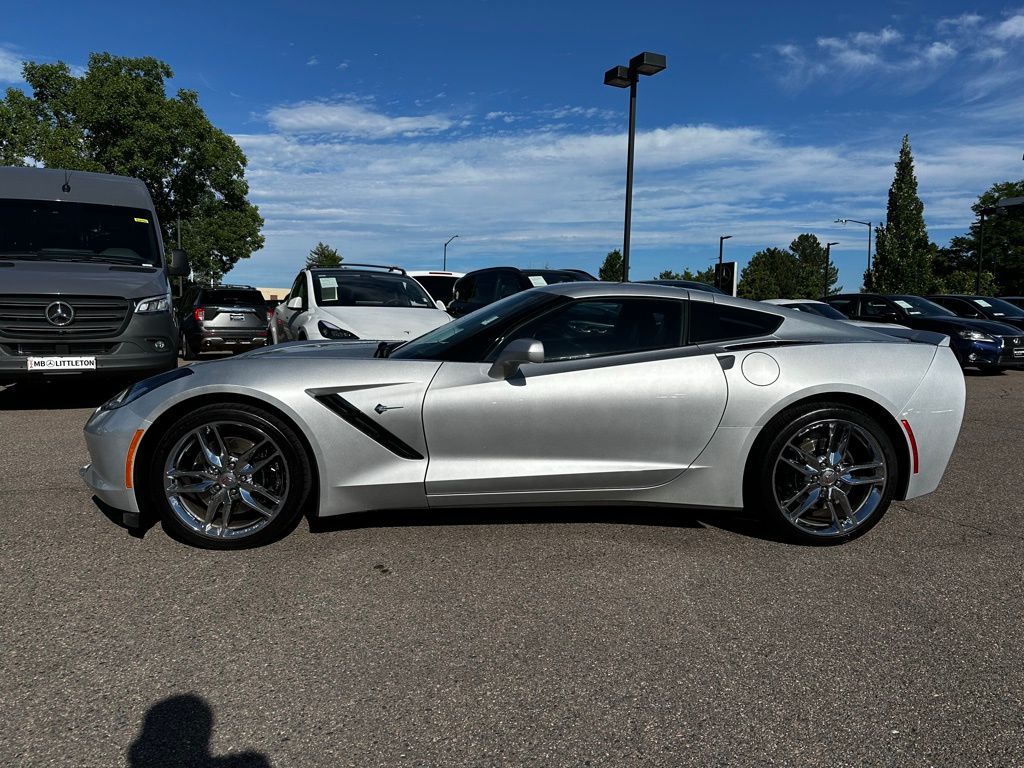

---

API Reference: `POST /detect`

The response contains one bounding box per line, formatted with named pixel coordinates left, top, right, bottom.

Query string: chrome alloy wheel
left=163, top=420, right=290, bottom=540
left=771, top=418, right=888, bottom=538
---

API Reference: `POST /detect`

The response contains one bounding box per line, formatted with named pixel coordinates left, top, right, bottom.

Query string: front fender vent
left=312, top=393, right=424, bottom=460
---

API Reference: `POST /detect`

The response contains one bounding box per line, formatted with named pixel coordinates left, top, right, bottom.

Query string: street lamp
left=824, top=242, right=839, bottom=298
left=718, top=234, right=732, bottom=265
left=604, top=51, right=667, bottom=281
left=443, top=234, right=459, bottom=271
left=835, top=218, right=872, bottom=273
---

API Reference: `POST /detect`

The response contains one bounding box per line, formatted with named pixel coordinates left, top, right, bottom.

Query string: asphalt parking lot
left=1, top=365, right=1022, bottom=767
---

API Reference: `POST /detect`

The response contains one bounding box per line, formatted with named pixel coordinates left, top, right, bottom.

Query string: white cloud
left=265, top=101, right=453, bottom=138
left=306, top=56, right=318, bottom=66
left=0, top=45, right=23, bottom=82
left=993, top=13, right=1024, bottom=39
left=337, top=61, right=350, bottom=70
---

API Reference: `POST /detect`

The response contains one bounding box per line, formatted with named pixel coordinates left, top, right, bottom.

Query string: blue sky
left=2, top=1, right=1022, bottom=290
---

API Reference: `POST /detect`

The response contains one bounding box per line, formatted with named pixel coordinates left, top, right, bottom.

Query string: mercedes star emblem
left=45, top=301, right=75, bottom=327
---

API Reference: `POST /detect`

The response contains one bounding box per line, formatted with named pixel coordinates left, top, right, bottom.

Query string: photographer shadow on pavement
left=128, top=693, right=272, bottom=768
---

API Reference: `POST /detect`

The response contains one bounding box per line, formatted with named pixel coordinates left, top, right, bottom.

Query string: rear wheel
left=749, top=403, right=897, bottom=544
left=145, top=403, right=313, bottom=549
left=180, top=332, right=199, bottom=361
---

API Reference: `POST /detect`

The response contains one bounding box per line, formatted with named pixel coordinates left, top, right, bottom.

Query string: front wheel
left=180, top=332, right=199, bottom=361
left=749, top=404, right=898, bottom=544
left=144, top=403, right=313, bottom=549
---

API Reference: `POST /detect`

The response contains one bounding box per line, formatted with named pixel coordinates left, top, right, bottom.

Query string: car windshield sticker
left=134, top=217, right=149, bottom=224
left=527, top=275, right=546, bottom=287
left=319, top=276, right=338, bottom=302
left=894, top=300, right=920, bottom=313
left=973, top=299, right=992, bottom=307
left=320, top=277, right=338, bottom=288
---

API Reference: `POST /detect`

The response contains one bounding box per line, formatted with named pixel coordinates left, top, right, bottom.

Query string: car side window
left=947, top=298, right=980, bottom=317
left=861, top=298, right=895, bottom=318
left=453, top=276, right=475, bottom=303
left=826, top=297, right=855, bottom=317
left=471, top=272, right=500, bottom=305
left=689, top=302, right=783, bottom=343
left=503, top=298, right=685, bottom=362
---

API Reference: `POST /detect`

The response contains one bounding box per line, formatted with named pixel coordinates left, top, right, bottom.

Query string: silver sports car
left=82, top=283, right=966, bottom=549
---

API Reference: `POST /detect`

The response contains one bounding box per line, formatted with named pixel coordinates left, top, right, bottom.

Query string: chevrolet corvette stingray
left=82, top=283, right=966, bottom=548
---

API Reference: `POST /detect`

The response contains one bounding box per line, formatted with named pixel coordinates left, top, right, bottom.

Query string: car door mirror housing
left=488, top=338, right=545, bottom=379
left=167, top=249, right=190, bottom=277
left=435, top=299, right=447, bottom=311
left=286, top=296, right=303, bottom=310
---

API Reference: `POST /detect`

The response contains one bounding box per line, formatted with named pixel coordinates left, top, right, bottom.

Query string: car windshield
left=970, top=297, right=1022, bottom=317
left=0, top=199, right=161, bottom=266
left=391, top=290, right=565, bottom=361
left=522, top=270, right=588, bottom=286
left=890, top=295, right=955, bottom=316
left=313, top=271, right=435, bottom=308
left=785, top=302, right=848, bottom=320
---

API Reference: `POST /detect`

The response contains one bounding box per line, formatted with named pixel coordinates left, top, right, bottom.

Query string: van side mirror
left=167, top=249, right=190, bottom=277
left=488, top=338, right=545, bottom=380
left=286, top=296, right=304, bottom=311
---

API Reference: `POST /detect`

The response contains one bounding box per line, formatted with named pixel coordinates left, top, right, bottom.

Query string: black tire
left=180, top=332, right=199, bottom=361
left=976, top=365, right=1004, bottom=375
left=747, top=402, right=899, bottom=545
left=143, top=403, right=313, bottom=549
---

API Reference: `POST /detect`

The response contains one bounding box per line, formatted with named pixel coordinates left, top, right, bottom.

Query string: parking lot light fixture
left=835, top=218, right=872, bottom=273
left=604, top=51, right=667, bottom=282
left=825, top=241, right=839, bottom=297
left=443, top=234, right=459, bottom=271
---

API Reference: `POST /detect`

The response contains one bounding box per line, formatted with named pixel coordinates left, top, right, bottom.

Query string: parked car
left=448, top=267, right=593, bottom=317
left=0, top=167, right=189, bottom=384
left=271, top=264, right=450, bottom=343
left=177, top=285, right=270, bottom=359
left=407, top=270, right=464, bottom=305
left=639, top=279, right=725, bottom=295
left=84, top=283, right=966, bottom=549
left=926, top=295, right=1024, bottom=332
left=762, top=299, right=909, bottom=329
left=823, top=293, right=1024, bottom=372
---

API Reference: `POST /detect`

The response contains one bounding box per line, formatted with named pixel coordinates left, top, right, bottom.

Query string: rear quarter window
left=689, top=302, right=783, bottom=343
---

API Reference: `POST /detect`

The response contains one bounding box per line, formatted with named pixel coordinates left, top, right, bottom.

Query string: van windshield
left=0, top=199, right=161, bottom=267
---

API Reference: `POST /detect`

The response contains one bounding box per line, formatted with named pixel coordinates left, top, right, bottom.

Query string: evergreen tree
left=869, top=135, right=934, bottom=293
left=789, top=234, right=840, bottom=298
left=656, top=266, right=715, bottom=282
left=598, top=249, right=624, bottom=281
left=306, top=242, right=342, bottom=268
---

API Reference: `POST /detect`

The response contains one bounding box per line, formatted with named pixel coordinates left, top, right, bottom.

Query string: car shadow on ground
left=90, top=496, right=791, bottom=546
left=0, top=378, right=128, bottom=410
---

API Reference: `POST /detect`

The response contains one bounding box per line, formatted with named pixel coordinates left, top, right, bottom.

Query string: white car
left=407, top=270, right=464, bottom=306
left=271, top=264, right=451, bottom=344
left=762, top=299, right=910, bottom=329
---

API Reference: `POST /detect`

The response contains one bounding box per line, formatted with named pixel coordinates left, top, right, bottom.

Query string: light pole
left=604, top=51, right=667, bottom=281
left=835, top=218, right=872, bottom=273
left=824, top=242, right=839, bottom=298
left=443, top=234, right=459, bottom=271
left=718, top=234, right=732, bottom=265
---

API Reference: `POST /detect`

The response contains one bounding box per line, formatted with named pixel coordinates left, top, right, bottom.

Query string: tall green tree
left=657, top=266, right=715, bottom=282
left=737, top=247, right=801, bottom=300
left=789, top=233, right=840, bottom=298
left=869, top=135, right=934, bottom=294
left=0, top=53, right=264, bottom=283
left=935, top=180, right=1024, bottom=294
left=599, top=249, right=624, bottom=281
left=306, top=242, right=342, bottom=268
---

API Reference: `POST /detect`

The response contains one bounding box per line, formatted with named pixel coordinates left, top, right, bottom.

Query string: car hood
left=0, top=259, right=167, bottom=298
left=909, top=315, right=1022, bottom=336
left=245, top=340, right=383, bottom=360
left=317, top=306, right=450, bottom=340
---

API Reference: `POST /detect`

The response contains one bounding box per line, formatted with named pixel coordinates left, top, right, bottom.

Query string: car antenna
left=61, top=170, right=72, bottom=194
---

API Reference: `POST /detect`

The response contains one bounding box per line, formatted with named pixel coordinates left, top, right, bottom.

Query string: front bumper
left=0, top=312, right=178, bottom=380
left=81, top=406, right=148, bottom=518
left=951, top=337, right=1024, bottom=368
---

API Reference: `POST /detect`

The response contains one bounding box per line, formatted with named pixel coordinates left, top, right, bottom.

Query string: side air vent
left=312, top=393, right=424, bottom=460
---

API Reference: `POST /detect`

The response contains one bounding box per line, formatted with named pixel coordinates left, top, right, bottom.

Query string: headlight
left=135, top=293, right=172, bottom=314
left=957, top=329, right=995, bottom=342
left=101, top=367, right=193, bottom=410
left=318, top=320, right=359, bottom=340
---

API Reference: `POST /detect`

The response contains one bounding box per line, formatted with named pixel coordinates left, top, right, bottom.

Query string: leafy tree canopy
left=656, top=266, right=715, bottom=283
left=306, top=242, right=342, bottom=268
left=0, top=53, right=264, bottom=284
left=599, top=249, right=624, bottom=281
left=737, top=247, right=800, bottom=300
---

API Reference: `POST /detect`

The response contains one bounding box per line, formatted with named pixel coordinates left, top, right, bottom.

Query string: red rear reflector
left=266, top=309, right=273, bottom=320
left=193, top=308, right=205, bottom=322
left=125, top=429, right=145, bottom=488
left=901, top=419, right=919, bottom=474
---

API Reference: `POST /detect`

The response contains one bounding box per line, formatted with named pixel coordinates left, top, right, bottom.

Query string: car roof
left=407, top=270, right=464, bottom=277
left=0, top=166, right=154, bottom=209
left=762, top=298, right=828, bottom=305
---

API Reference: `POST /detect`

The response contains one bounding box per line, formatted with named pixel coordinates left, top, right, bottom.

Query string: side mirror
left=488, top=338, right=545, bottom=380
left=435, top=299, right=447, bottom=311
left=286, top=296, right=304, bottom=310
left=167, top=249, right=190, bottom=277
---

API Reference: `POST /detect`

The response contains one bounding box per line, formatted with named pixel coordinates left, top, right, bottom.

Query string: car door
left=421, top=296, right=728, bottom=499
left=278, top=273, right=308, bottom=340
